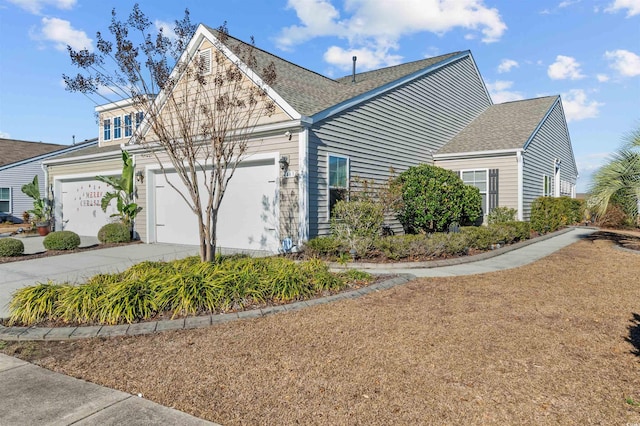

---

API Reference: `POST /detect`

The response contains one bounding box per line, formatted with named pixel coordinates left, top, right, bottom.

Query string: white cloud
left=485, top=80, right=524, bottom=104
left=605, top=0, right=640, bottom=16
left=7, top=0, right=75, bottom=14
left=0, top=130, right=11, bottom=139
left=277, top=0, right=507, bottom=70
left=154, top=19, right=178, bottom=42
left=547, top=55, right=585, bottom=80
left=605, top=49, right=640, bottom=77
left=577, top=152, right=611, bottom=174
left=596, top=74, right=610, bottom=82
left=37, top=17, right=92, bottom=52
left=324, top=45, right=403, bottom=71
left=558, top=0, right=581, bottom=7
left=497, top=59, right=518, bottom=73
left=561, top=89, right=603, bottom=122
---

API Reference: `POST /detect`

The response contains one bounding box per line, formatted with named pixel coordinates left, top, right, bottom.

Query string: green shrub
left=9, top=282, right=66, bottom=325
left=461, top=226, right=496, bottom=250
left=461, top=185, right=483, bottom=226
left=530, top=196, right=584, bottom=233
left=43, top=231, right=81, bottom=250
left=304, top=236, right=344, bottom=257
left=488, top=206, right=518, bottom=224
left=395, top=164, right=482, bottom=233
left=372, top=235, right=416, bottom=260
left=0, top=238, right=24, bottom=257
left=331, top=199, right=384, bottom=256
left=97, top=222, right=131, bottom=243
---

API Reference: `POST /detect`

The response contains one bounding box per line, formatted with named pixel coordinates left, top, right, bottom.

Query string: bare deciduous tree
left=64, top=4, right=276, bottom=261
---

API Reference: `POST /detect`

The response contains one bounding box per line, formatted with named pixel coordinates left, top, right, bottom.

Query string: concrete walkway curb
left=0, top=227, right=600, bottom=342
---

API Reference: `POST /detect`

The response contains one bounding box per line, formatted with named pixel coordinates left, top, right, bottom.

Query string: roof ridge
left=0, top=138, right=64, bottom=147
left=491, top=95, right=558, bottom=107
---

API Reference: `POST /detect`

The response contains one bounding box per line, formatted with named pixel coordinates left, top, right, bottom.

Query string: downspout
left=298, top=127, right=310, bottom=245
left=40, top=162, right=52, bottom=229
left=517, top=150, right=524, bottom=221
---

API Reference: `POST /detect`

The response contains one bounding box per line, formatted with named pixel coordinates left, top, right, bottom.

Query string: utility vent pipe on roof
left=352, top=56, right=357, bottom=83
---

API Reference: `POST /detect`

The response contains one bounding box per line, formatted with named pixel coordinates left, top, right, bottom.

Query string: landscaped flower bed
left=7, top=255, right=373, bottom=326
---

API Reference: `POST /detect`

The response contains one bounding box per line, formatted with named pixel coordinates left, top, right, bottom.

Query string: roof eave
left=434, top=148, right=522, bottom=160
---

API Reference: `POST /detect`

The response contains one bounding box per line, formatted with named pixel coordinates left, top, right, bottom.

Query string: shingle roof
left=47, top=140, right=120, bottom=161
left=205, top=26, right=461, bottom=117
left=436, top=96, right=559, bottom=155
left=0, top=138, right=65, bottom=167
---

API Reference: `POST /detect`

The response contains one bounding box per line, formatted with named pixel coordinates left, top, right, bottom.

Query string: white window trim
left=0, top=186, right=11, bottom=214
left=124, top=114, right=133, bottom=138
left=460, top=168, right=489, bottom=216
left=327, top=153, right=349, bottom=221
left=543, top=175, right=552, bottom=197
left=113, top=116, right=122, bottom=140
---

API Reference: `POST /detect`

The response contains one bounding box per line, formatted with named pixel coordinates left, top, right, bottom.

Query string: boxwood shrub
left=43, top=231, right=81, bottom=250
left=0, top=238, right=25, bottom=257
left=530, top=196, right=584, bottom=233
left=98, top=223, right=131, bottom=244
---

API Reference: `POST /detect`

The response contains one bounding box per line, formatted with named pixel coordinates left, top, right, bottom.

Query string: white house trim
left=434, top=148, right=520, bottom=160
left=523, top=97, right=560, bottom=151
left=517, top=150, right=524, bottom=221
left=298, top=127, right=309, bottom=244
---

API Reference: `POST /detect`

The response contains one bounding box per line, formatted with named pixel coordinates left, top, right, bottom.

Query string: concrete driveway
left=0, top=237, right=199, bottom=319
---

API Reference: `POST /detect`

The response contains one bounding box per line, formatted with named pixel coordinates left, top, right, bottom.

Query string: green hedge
left=98, top=223, right=131, bottom=243
left=530, top=197, right=584, bottom=233
left=0, top=238, right=25, bottom=257
left=43, top=231, right=81, bottom=250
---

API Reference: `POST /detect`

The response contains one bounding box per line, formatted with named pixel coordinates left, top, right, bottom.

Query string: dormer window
left=198, top=48, right=212, bottom=75
left=124, top=114, right=132, bottom=137
left=103, top=119, right=111, bottom=141
left=113, top=117, right=122, bottom=139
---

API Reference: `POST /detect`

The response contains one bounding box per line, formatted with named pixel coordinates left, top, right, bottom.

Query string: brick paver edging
left=0, top=275, right=415, bottom=342
left=327, top=226, right=583, bottom=270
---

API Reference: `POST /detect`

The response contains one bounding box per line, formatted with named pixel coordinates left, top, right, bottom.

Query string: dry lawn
left=3, top=232, right=640, bottom=425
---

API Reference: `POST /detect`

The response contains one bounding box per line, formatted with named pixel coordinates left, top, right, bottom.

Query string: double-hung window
left=135, top=112, right=144, bottom=128
left=462, top=170, right=488, bottom=216
left=328, top=154, right=349, bottom=217
left=0, top=187, right=10, bottom=213
left=113, top=117, right=122, bottom=139
left=103, top=119, right=111, bottom=141
left=124, top=114, right=132, bottom=137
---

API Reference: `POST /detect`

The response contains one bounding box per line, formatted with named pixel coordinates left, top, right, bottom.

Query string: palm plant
left=588, top=125, right=640, bottom=225
left=96, top=151, right=141, bottom=232
left=21, top=175, right=52, bottom=225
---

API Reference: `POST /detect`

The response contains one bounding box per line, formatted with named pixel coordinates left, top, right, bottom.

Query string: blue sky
left=0, top=0, right=638, bottom=192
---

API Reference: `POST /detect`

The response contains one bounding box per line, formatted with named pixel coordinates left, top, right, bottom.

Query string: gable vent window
left=198, top=48, right=212, bottom=76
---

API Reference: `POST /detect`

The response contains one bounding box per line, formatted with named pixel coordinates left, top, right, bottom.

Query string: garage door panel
left=154, top=159, right=278, bottom=252
left=59, top=179, right=118, bottom=236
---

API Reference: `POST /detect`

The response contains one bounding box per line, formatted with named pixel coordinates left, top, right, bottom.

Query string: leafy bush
left=597, top=203, right=631, bottom=228
left=97, top=222, right=131, bottom=243
left=43, top=231, right=81, bottom=250
left=395, top=164, right=482, bottom=233
left=461, top=185, right=483, bottom=226
left=461, top=226, right=496, bottom=250
left=0, top=238, right=24, bottom=257
left=331, top=199, right=384, bottom=256
left=8, top=256, right=372, bottom=326
left=461, top=222, right=530, bottom=250
left=8, top=282, right=66, bottom=325
left=303, top=236, right=344, bottom=257
left=488, top=206, right=518, bottom=224
left=530, top=196, right=584, bottom=233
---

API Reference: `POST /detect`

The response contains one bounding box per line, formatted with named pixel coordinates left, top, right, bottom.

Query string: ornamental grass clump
left=0, top=238, right=24, bottom=257
left=9, top=282, right=67, bottom=325
left=43, top=231, right=81, bottom=250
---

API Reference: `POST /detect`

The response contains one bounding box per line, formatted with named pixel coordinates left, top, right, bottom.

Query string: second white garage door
left=153, top=158, right=279, bottom=252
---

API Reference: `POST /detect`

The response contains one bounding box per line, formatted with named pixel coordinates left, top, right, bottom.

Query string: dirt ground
left=2, top=231, right=640, bottom=425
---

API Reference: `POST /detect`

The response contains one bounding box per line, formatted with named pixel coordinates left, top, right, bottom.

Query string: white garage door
left=58, top=178, right=118, bottom=236
left=154, top=158, right=279, bottom=252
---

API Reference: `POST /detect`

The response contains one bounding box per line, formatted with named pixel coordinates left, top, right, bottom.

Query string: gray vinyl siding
left=0, top=161, right=47, bottom=222
left=308, top=54, right=491, bottom=236
left=522, top=100, right=578, bottom=219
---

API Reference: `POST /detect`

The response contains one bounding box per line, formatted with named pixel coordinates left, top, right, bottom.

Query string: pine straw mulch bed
left=2, top=231, right=640, bottom=425
left=0, top=240, right=142, bottom=264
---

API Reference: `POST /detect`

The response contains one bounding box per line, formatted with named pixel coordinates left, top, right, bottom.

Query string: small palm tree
left=588, top=125, right=640, bottom=225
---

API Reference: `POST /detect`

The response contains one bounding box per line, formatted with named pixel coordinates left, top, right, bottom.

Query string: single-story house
left=0, top=138, right=98, bottom=223
left=44, top=24, right=578, bottom=252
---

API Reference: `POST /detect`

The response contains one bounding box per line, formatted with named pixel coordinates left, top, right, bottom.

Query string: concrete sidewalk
left=0, top=353, right=218, bottom=425
left=0, top=242, right=199, bottom=318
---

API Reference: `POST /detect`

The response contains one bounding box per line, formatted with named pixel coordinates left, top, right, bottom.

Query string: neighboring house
left=44, top=24, right=578, bottom=252
left=0, top=138, right=98, bottom=223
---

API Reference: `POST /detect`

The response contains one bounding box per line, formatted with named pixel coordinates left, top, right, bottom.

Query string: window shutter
left=488, top=169, right=499, bottom=211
